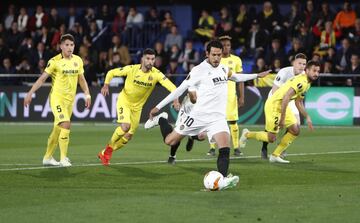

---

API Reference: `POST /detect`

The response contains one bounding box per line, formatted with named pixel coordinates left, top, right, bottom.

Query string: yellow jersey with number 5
left=45, top=53, right=84, bottom=102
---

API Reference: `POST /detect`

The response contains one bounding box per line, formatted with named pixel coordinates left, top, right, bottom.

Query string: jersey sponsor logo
left=212, top=76, right=228, bottom=85
left=62, top=69, right=79, bottom=75
left=133, top=79, right=153, bottom=87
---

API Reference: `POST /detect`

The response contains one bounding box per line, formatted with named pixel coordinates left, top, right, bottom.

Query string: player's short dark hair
left=206, top=40, right=223, bottom=53
left=143, top=48, right=155, bottom=56
left=60, top=34, right=75, bottom=43
left=306, top=60, right=321, bottom=69
left=295, top=53, right=307, bottom=60
left=218, top=35, right=232, bottom=41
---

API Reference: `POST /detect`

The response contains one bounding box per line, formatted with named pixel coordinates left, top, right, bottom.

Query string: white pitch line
left=0, top=150, right=359, bottom=172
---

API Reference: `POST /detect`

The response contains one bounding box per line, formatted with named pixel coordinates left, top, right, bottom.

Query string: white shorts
left=288, top=100, right=300, bottom=124
left=174, top=116, right=230, bottom=143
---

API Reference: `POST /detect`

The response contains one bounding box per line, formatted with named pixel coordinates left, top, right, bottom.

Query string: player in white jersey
left=260, top=53, right=307, bottom=159
left=144, top=40, right=270, bottom=189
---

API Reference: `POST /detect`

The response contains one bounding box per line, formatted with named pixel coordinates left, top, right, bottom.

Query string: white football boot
left=269, top=155, right=290, bottom=164
left=239, top=128, right=249, bottom=148
left=59, top=157, right=72, bottom=167
left=42, top=157, right=60, bottom=166
left=144, top=112, right=168, bottom=129
left=219, top=174, right=240, bottom=190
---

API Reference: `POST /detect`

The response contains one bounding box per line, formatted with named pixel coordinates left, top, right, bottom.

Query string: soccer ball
left=203, top=170, right=223, bottom=191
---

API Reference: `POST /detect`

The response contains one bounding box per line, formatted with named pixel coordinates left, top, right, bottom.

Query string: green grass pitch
left=0, top=123, right=360, bottom=223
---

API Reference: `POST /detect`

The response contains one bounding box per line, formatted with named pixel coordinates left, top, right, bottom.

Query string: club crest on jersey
left=297, top=83, right=303, bottom=89
left=148, top=76, right=153, bottom=81
left=276, top=76, right=281, bottom=81
left=221, top=67, right=226, bottom=74
left=228, top=61, right=233, bottom=65
left=73, top=62, right=78, bottom=67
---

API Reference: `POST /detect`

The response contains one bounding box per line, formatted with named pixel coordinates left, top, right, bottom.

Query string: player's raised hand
left=24, top=93, right=32, bottom=108
left=257, top=70, right=272, bottom=78
left=149, top=107, right=159, bottom=120
left=101, top=84, right=109, bottom=96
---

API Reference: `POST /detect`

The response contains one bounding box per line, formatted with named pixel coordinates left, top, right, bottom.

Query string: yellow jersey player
left=98, top=48, right=178, bottom=166
left=207, top=35, right=244, bottom=156
left=239, top=60, right=320, bottom=163
left=24, top=34, right=91, bottom=167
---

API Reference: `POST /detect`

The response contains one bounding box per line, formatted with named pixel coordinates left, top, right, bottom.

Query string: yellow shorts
left=226, top=96, right=238, bottom=121
left=50, top=96, right=73, bottom=125
left=264, top=100, right=298, bottom=134
left=116, top=100, right=141, bottom=135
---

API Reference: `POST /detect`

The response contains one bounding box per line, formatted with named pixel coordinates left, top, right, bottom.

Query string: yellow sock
left=44, top=125, right=61, bottom=159
left=229, top=123, right=239, bottom=148
left=113, top=137, right=129, bottom=151
left=272, top=132, right=297, bottom=157
left=210, top=143, right=216, bottom=149
left=109, top=127, right=126, bottom=148
left=247, top=131, right=269, bottom=142
left=58, top=128, right=70, bottom=160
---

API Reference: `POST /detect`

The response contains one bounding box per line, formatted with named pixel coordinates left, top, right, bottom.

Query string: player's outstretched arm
left=295, top=98, right=314, bottom=131
left=78, top=74, right=91, bottom=109
left=229, top=70, right=271, bottom=82
left=24, top=72, right=49, bottom=107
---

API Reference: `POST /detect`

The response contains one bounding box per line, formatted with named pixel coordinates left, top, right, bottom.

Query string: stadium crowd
left=0, top=1, right=360, bottom=86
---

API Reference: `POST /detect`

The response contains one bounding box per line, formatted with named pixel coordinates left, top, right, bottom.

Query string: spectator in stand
left=97, top=4, right=113, bottom=29
left=323, top=47, right=337, bottom=65
left=167, top=44, right=181, bottom=62
left=33, top=58, right=46, bottom=74
left=35, top=26, right=52, bottom=49
left=47, top=8, right=64, bottom=33
left=97, top=50, right=110, bottom=75
left=252, top=57, right=268, bottom=73
left=283, top=1, right=303, bottom=38
left=311, top=52, right=321, bottom=63
left=0, top=37, right=10, bottom=63
left=51, top=23, right=66, bottom=48
left=87, top=21, right=99, bottom=43
left=83, top=56, right=98, bottom=87
left=287, top=38, right=305, bottom=64
left=0, top=57, right=21, bottom=85
left=344, top=53, right=360, bottom=86
left=69, top=23, right=84, bottom=51
left=30, top=42, right=52, bottom=66
left=335, top=37, right=353, bottom=72
left=154, top=41, right=168, bottom=72
left=28, top=5, right=48, bottom=32
left=124, top=6, right=144, bottom=46
left=194, top=9, right=216, bottom=42
left=17, top=7, right=29, bottom=33
left=178, top=39, right=199, bottom=73
left=312, top=20, right=342, bottom=57
left=265, top=38, right=286, bottom=67
left=3, top=4, right=15, bottom=30
left=347, top=18, right=360, bottom=50
left=0, top=23, right=6, bottom=40
left=16, top=37, right=34, bottom=63
left=164, top=25, right=183, bottom=52
left=146, top=6, right=161, bottom=24
left=216, top=22, right=239, bottom=48
left=317, top=2, right=335, bottom=23
left=16, top=57, right=32, bottom=74
left=257, top=1, right=282, bottom=34
left=302, top=0, right=317, bottom=29
left=333, top=1, right=357, bottom=36
left=295, top=22, right=315, bottom=58
left=234, top=4, right=251, bottom=47
left=108, top=34, right=131, bottom=66
left=112, top=6, right=127, bottom=35
left=271, top=58, right=282, bottom=73
left=7, top=22, right=24, bottom=58
left=83, top=7, right=96, bottom=32
left=245, top=19, right=268, bottom=58
left=323, top=59, right=335, bottom=73
left=161, top=11, right=175, bottom=32
left=166, top=58, right=185, bottom=86
left=65, top=6, right=78, bottom=30
left=216, top=6, right=233, bottom=36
